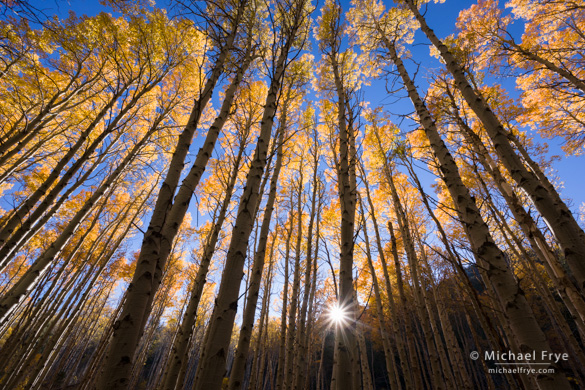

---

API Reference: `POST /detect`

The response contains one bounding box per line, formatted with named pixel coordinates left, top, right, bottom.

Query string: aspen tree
left=456, top=0, right=585, bottom=154
left=0, top=14, right=106, bottom=162
left=357, top=195, right=401, bottom=390
left=0, top=106, right=175, bottom=323
left=414, top=231, right=461, bottom=387
left=385, top=29, right=571, bottom=390
left=275, top=199, right=295, bottom=390
left=350, top=1, right=575, bottom=385
left=95, top=3, right=253, bottom=386
left=292, top=122, right=320, bottom=390
left=402, top=0, right=585, bottom=291
left=402, top=155, right=478, bottom=389
left=362, top=111, right=422, bottom=388
left=0, top=84, right=133, bottom=265
left=228, top=111, right=286, bottom=390
left=383, top=163, right=446, bottom=390
left=315, top=1, right=361, bottom=387
left=283, top=165, right=305, bottom=390
left=4, top=1, right=585, bottom=388
left=248, top=238, right=276, bottom=390
left=357, top=155, right=411, bottom=389
left=386, top=218, right=424, bottom=389
left=0, top=12, right=184, bottom=267
left=161, top=113, right=252, bottom=390
left=26, top=204, right=149, bottom=390
left=193, top=0, right=311, bottom=386
left=0, top=180, right=157, bottom=389
left=302, top=187, right=323, bottom=390
left=452, top=108, right=585, bottom=330
left=354, top=289, right=373, bottom=390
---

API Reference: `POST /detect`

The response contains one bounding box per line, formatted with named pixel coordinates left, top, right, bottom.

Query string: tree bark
left=93, top=5, right=248, bottom=387
left=192, top=5, right=307, bottom=384
left=405, top=0, right=585, bottom=291
left=228, top=118, right=286, bottom=390
left=384, top=35, right=571, bottom=389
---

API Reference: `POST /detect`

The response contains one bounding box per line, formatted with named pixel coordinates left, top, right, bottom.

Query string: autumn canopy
left=1, top=0, right=585, bottom=389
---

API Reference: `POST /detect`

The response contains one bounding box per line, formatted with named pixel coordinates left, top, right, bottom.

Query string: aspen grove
left=1, top=0, right=585, bottom=389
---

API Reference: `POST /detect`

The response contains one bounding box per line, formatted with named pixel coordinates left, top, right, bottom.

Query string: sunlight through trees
left=1, top=0, right=585, bottom=389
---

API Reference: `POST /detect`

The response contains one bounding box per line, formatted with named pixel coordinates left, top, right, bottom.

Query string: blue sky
left=12, top=0, right=584, bottom=325
left=18, top=0, right=585, bottom=223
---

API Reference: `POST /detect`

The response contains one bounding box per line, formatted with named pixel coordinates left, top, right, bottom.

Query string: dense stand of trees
left=1, top=0, right=585, bottom=389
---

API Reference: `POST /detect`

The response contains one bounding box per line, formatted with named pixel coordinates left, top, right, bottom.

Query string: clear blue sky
left=21, top=0, right=585, bottom=224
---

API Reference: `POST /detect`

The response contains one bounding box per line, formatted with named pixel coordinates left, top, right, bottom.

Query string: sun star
left=329, top=303, right=349, bottom=326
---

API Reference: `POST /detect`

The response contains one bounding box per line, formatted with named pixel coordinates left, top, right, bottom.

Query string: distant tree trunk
left=0, top=130, right=119, bottom=267
left=161, top=119, right=249, bottom=390
left=292, top=127, right=320, bottom=390
left=284, top=171, right=304, bottom=390
left=30, top=209, right=140, bottom=390
left=228, top=118, right=286, bottom=390
left=248, top=239, right=276, bottom=390
left=388, top=220, right=424, bottom=390
left=359, top=165, right=409, bottom=390
left=354, top=287, right=373, bottom=390
left=303, top=189, right=322, bottom=390
left=403, top=158, right=474, bottom=390
left=0, top=81, right=141, bottom=270
left=0, top=112, right=167, bottom=323
left=275, top=201, right=294, bottom=390
left=325, top=5, right=359, bottom=386
left=401, top=154, right=514, bottom=387
left=383, top=166, right=446, bottom=390
left=446, top=99, right=585, bottom=331
left=415, top=233, right=462, bottom=388
left=357, top=196, right=401, bottom=390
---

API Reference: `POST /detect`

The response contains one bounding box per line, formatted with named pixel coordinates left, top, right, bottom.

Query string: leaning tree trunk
left=228, top=119, right=286, bottom=390
left=358, top=196, right=401, bottom=390
left=93, top=7, right=248, bottom=387
left=161, top=119, right=249, bottom=390
left=359, top=164, right=410, bottom=390
left=381, top=161, right=447, bottom=390
left=0, top=112, right=167, bottom=323
left=405, top=0, right=585, bottom=290
left=284, top=171, right=304, bottom=390
left=247, top=242, right=276, bottom=390
left=448, top=101, right=585, bottom=330
left=387, top=220, right=423, bottom=390
left=0, top=83, right=131, bottom=271
left=275, top=202, right=294, bottom=390
left=384, top=35, right=571, bottom=389
left=192, top=7, right=305, bottom=384
left=328, top=31, right=360, bottom=390
left=292, top=128, right=320, bottom=390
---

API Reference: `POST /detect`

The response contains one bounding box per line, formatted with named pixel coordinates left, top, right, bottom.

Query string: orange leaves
left=362, top=107, right=399, bottom=170
left=516, top=72, right=585, bottom=155
left=456, top=0, right=511, bottom=69
left=348, top=0, right=416, bottom=56
left=114, top=252, right=138, bottom=282
left=455, top=0, right=585, bottom=154
left=314, top=0, right=343, bottom=48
